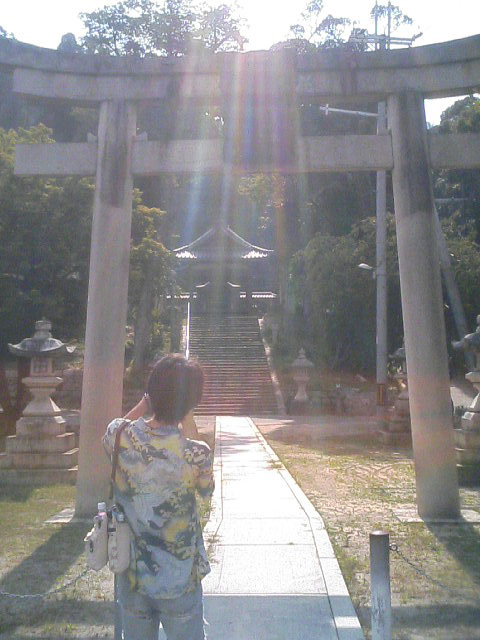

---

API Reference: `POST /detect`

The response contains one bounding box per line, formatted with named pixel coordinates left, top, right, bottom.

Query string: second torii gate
left=3, top=35, right=480, bottom=518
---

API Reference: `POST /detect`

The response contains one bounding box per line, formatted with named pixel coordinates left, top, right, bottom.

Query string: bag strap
left=109, top=420, right=129, bottom=500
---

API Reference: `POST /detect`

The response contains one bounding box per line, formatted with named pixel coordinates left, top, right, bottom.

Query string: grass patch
left=255, top=426, right=480, bottom=640
left=0, top=483, right=115, bottom=638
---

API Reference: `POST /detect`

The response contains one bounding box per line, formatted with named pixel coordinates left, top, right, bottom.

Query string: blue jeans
left=117, top=573, right=206, bottom=640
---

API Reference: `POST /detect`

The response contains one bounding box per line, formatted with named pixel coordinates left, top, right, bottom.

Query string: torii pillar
left=76, top=101, right=136, bottom=515
left=388, top=92, right=460, bottom=519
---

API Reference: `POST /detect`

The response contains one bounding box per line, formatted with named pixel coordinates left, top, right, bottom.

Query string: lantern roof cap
left=8, top=319, right=76, bottom=358
left=292, top=348, right=314, bottom=369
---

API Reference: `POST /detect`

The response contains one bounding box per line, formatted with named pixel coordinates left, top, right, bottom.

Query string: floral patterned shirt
left=103, top=417, right=214, bottom=599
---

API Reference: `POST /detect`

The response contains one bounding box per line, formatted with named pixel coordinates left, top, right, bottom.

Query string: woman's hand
left=123, top=393, right=151, bottom=420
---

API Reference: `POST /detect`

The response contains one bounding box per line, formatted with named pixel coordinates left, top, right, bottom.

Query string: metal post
left=376, top=101, right=388, bottom=411
left=114, top=575, right=122, bottom=639
left=370, top=531, right=392, bottom=640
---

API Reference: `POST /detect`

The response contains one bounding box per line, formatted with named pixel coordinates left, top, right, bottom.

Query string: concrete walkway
left=200, top=416, right=365, bottom=640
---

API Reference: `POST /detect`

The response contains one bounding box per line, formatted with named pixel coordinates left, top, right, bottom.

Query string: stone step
left=189, top=314, right=278, bottom=414
left=199, top=363, right=270, bottom=368
left=0, top=448, right=79, bottom=469
left=5, top=432, right=76, bottom=454
left=192, top=347, right=266, bottom=352
left=195, top=410, right=277, bottom=416
left=196, top=400, right=276, bottom=405
left=202, top=400, right=277, bottom=404
left=0, top=467, right=77, bottom=485
left=203, top=376, right=273, bottom=382
left=455, top=446, right=480, bottom=465
left=15, top=418, right=69, bottom=437
left=454, top=428, right=480, bottom=449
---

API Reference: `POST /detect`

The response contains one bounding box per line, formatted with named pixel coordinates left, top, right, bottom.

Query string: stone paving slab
left=203, top=595, right=338, bottom=640
left=213, top=518, right=315, bottom=545
left=205, top=544, right=326, bottom=594
left=202, top=416, right=365, bottom=640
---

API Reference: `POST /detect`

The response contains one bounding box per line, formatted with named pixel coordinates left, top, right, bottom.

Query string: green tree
left=0, top=125, right=94, bottom=352
left=435, top=97, right=480, bottom=233
left=196, top=3, right=247, bottom=52
left=289, top=0, right=351, bottom=49
left=288, top=1, right=417, bottom=52
left=291, top=215, right=402, bottom=372
left=80, top=0, right=248, bottom=57
left=129, top=192, right=171, bottom=372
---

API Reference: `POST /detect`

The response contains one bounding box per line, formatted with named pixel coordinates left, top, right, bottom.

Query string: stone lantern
left=290, top=348, right=314, bottom=414
left=8, top=319, right=75, bottom=419
left=452, top=315, right=480, bottom=482
left=0, top=320, right=78, bottom=482
left=381, top=341, right=411, bottom=444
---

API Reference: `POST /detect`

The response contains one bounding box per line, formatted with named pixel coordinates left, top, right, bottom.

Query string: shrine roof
left=173, top=225, right=273, bottom=261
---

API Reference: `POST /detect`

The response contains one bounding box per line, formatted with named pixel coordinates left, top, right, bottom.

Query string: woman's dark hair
left=146, top=354, right=204, bottom=424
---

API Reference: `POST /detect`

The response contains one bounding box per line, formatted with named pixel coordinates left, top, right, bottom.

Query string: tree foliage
left=287, top=1, right=418, bottom=52
left=80, top=0, right=247, bottom=56
left=434, top=97, right=480, bottom=239
left=288, top=215, right=402, bottom=371
left=196, top=4, right=247, bottom=52
left=0, top=126, right=94, bottom=353
left=370, top=3, right=413, bottom=33
left=289, top=0, right=351, bottom=49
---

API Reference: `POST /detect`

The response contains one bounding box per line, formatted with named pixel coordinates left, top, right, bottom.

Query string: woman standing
left=103, top=354, right=214, bottom=640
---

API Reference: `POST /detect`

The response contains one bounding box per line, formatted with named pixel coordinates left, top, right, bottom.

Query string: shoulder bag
left=84, top=420, right=132, bottom=573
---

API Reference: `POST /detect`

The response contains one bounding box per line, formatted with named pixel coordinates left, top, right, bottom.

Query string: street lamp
left=358, top=263, right=376, bottom=278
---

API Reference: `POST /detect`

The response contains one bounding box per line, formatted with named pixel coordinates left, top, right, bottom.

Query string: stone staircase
left=190, top=315, right=279, bottom=416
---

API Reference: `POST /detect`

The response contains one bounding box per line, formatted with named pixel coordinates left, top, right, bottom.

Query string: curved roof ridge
left=225, top=226, right=274, bottom=253
left=172, top=224, right=273, bottom=254
left=172, top=227, right=215, bottom=253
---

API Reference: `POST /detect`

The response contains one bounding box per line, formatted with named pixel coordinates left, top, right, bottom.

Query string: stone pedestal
left=455, top=371, right=480, bottom=484
left=289, top=349, right=313, bottom=415
left=380, top=373, right=411, bottom=445
left=0, top=372, right=77, bottom=483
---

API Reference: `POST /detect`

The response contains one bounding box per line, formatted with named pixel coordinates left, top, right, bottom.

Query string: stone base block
left=454, top=428, right=480, bottom=449
left=0, top=467, right=77, bottom=485
left=457, top=463, right=480, bottom=486
left=2, top=448, right=78, bottom=469
left=386, top=417, right=411, bottom=433
left=5, top=432, right=76, bottom=453
left=461, top=412, right=480, bottom=430
left=378, top=429, right=412, bottom=446
left=455, top=446, right=480, bottom=465
left=62, top=410, right=80, bottom=434
left=394, top=398, right=410, bottom=414
left=16, top=416, right=66, bottom=437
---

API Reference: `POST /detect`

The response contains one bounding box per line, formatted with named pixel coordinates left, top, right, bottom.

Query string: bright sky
left=2, top=0, right=479, bottom=123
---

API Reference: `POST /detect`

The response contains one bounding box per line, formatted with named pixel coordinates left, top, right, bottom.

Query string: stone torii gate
left=2, top=36, right=480, bottom=519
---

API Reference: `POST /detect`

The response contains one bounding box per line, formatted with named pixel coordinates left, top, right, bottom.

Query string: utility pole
left=347, top=2, right=418, bottom=413
left=375, top=6, right=388, bottom=412
left=376, top=100, right=388, bottom=410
